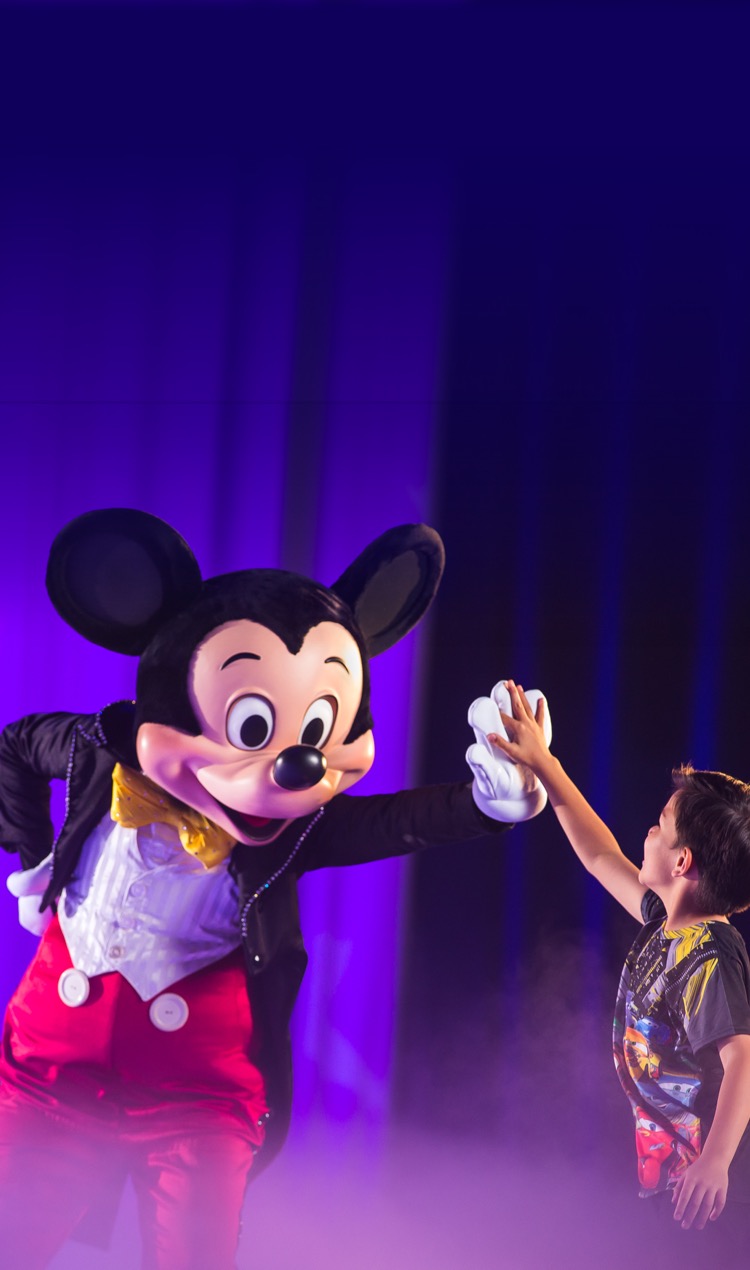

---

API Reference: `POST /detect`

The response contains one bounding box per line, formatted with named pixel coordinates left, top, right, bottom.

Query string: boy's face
left=639, top=793, right=680, bottom=891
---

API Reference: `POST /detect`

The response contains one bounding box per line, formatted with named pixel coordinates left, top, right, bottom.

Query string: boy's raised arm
left=490, top=681, right=646, bottom=921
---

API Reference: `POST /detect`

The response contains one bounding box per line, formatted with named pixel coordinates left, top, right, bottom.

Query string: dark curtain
left=2, top=5, right=750, bottom=1267
left=396, top=157, right=750, bottom=1161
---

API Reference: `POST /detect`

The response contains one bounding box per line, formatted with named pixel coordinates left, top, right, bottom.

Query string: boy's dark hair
left=671, top=765, right=750, bottom=916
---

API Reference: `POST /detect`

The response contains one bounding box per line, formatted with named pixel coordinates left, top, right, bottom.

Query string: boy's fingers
left=672, top=1179, right=692, bottom=1221
left=502, top=702, right=534, bottom=733
left=498, top=711, right=519, bottom=737
left=517, top=685, right=536, bottom=720
left=690, top=1192, right=715, bottom=1230
left=675, top=1184, right=711, bottom=1229
left=507, top=681, right=526, bottom=713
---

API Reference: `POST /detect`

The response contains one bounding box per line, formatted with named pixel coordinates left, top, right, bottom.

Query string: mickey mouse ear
left=46, top=508, right=203, bottom=655
left=331, top=524, right=445, bottom=657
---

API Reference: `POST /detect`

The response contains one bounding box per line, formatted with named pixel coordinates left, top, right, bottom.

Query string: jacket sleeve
left=297, top=782, right=511, bottom=873
left=0, top=713, right=84, bottom=868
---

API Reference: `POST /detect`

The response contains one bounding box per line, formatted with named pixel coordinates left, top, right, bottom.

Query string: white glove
left=6, top=853, right=54, bottom=935
left=466, top=681, right=552, bottom=823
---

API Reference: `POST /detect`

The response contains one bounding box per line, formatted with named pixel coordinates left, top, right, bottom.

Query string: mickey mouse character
left=0, top=509, right=548, bottom=1270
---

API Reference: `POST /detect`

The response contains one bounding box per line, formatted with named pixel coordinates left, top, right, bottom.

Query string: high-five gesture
left=466, top=680, right=551, bottom=822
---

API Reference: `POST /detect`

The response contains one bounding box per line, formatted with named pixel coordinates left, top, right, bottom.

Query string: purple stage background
left=0, top=154, right=451, bottom=1123
left=3, top=4, right=750, bottom=1267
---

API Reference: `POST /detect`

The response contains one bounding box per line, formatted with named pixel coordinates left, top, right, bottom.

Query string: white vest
left=58, top=813, right=241, bottom=1001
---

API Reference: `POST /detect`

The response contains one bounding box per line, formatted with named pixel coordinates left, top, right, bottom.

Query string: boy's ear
left=672, top=845, right=696, bottom=879
left=46, top=508, right=203, bottom=655
left=331, top=524, right=445, bottom=657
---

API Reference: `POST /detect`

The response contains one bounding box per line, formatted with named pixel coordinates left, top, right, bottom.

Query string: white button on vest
left=58, top=968, right=90, bottom=1007
left=148, top=993, right=189, bottom=1032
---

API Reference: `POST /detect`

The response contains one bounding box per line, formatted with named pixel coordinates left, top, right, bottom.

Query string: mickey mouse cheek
left=325, top=731, right=376, bottom=794
left=135, top=722, right=216, bottom=789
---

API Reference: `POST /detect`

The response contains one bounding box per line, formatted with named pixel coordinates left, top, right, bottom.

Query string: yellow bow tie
left=110, top=763, right=236, bottom=869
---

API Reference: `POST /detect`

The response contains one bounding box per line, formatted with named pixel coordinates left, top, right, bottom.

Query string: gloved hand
left=6, top=853, right=54, bottom=935
left=466, top=680, right=552, bottom=823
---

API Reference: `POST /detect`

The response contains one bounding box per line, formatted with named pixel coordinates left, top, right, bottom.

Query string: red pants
left=0, top=917, right=267, bottom=1269
left=0, top=1102, right=257, bottom=1269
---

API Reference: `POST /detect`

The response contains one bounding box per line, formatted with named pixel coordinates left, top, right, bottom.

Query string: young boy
left=490, top=682, right=750, bottom=1265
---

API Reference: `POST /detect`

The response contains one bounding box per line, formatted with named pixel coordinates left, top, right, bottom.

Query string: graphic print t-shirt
left=613, top=891, right=750, bottom=1198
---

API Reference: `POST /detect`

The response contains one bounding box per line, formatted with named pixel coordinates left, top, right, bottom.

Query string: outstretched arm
left=490, top=681, right=645, bottom=921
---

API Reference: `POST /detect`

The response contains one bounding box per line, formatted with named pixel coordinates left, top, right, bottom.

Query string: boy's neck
left=651, top=875, right=728, bottom=927
left=659, top=887, right=729, bottom=928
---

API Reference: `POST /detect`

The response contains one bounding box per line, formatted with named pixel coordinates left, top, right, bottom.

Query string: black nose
left=273, top=745, right=328, bottom=791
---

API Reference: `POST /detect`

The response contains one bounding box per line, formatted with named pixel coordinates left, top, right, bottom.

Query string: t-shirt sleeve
left=682, top=928, right=750, bottom=1054
left=641, top=889, right=666, bottom=923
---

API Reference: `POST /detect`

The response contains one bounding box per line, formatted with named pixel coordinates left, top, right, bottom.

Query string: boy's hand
left=466, top=680, right=551, bottom=822
left=673, top=1033, right=750, bottom=1229
left=487, top=680, right=554, bottom=778
left=671, top=1155, right=729, bottom=1229
left=486, top=682, right=648, bottom=920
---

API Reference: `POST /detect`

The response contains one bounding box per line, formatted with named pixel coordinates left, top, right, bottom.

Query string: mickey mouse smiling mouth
left=215, top=805, right=290, bottom=844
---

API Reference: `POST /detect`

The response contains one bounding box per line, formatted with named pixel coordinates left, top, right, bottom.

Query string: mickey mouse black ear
left=46, top=508, right=203, bottom=655
left=331, top=524, right=445, bottom=657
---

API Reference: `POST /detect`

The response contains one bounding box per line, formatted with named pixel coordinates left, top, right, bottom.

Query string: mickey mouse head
left=47, top=510, right=444, bottom=845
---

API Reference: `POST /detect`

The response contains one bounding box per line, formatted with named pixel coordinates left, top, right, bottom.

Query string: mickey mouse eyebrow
left=325, top=656, right=349, bottom=674
left=221, top=652, right=261, bottom=670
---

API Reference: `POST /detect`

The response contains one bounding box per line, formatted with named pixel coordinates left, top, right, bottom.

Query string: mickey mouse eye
left=226, top=696, right=275, bottom=750
left=298, top=697, right=337, bottom=748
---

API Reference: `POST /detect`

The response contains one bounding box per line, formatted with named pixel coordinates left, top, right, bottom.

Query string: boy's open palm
left=490, top=680, right=553, bottom=777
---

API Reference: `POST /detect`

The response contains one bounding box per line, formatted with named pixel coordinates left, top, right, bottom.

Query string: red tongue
left=237, top=813, right=271, bottom=828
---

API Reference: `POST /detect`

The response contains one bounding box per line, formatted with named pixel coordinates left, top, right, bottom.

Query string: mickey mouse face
left=137, top=618, right=374, bottom=845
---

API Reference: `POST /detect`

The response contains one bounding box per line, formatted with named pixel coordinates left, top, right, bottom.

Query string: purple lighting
left=290, top=168, right=451, bottom=1127
left=0, top=157, right=452, bottom=1148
